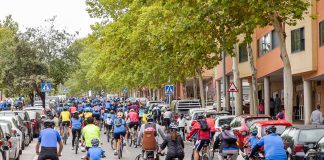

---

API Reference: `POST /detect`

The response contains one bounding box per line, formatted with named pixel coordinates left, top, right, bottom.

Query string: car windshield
left=318, top=137, right=324, bottom=151
left=25, top=109, right=43, bottom=115
left=261, top=125, right=289, bottom=136
left=218, top=118, right=234, bottom=126
left=27, top=112, right=36, bottom=119
left=245, top=118, right=270, bottom=127
left=0, top=124, right=9, bottom=134
left=298, top=129, right=324, bottom=142
left=193, top=111, right=204, bottom=120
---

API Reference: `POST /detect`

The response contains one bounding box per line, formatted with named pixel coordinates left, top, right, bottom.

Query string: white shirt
left=310, top=109, right=323, bottom=125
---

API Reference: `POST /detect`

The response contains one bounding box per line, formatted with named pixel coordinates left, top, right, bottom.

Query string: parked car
left=230, top=115, right=271, bottom=149
left=214, top=115, right=236, bottom=137
left=281, top=125, right=324, bottom=160
left=0, top=117, right=24, bottom=153
left=0, top=124, right=10, bottom=160
left=0, top=121, right=20, bottom=160
left=250, top=120, right=292, bottom=138
left=24, top=111, right=42, bottom=138
left=0, top=112, right=31, bottom=145
left=9, top=111, right=32, bottom=142
left=303, top=135, right=324, bottom=159
left=172, top=100, right=201, bottom=115
left=146, top=101, right=165, bottom=108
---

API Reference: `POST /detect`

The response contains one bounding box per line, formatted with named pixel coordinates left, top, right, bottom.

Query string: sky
left=0, top=0, right=97, bottom=38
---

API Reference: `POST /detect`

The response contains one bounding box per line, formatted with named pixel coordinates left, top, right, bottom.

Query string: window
left=291, top=27, right=305, bottom=53
left=258, top=30, right=279, bottom=56
left=320, top=21, right=324, bottom=46
left=239, top=43, right=248, bottom=63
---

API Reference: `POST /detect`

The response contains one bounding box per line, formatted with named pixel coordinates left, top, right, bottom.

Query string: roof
left=292, top=125, right=324, bottom=129
left=217, top=115, right=236, bottom=119
left=238, top=114, right=271, bottom=119
left=254, top=120, right=292, bottom=126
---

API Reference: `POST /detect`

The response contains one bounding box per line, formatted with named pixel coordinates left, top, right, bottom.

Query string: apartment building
left=214, top=0, right=324, bottom=124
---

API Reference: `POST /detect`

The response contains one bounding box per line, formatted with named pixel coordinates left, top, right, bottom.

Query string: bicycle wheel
left=127, top=132, right=132, bottom=147
left=75, top=134, right=78, bottom=154
left=134, top=154, right=141, bottom=160
left=202, top=153, right=210, bottom=160
left=110, top=138, right=114, bottom=150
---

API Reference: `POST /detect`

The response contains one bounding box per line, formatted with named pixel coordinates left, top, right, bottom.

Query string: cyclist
left=177, top=114, right=186, bottom=139
left=141, top=109, right=148, bottom=125
left=113, top=113, right=126, bottom=155
left=213, top=124, right=239, bottom=160
left=71, top=112, right=82, bottom=150
left=83, top=138, right=105, bottom=160
left=69, top=104, right=77, bottom=114
left=159, top=123, right=184, bottom=160
left=59, top=106, right=71, bottom=136
left=137, top=115, right=166, bottom=147
left=84, top=108, right=93, bottom=123
left=130, top=102, right=139, bottom=113
left=126, top=109, right=140, bottom=142
left=81, top=117, right=100, bottom=159
left=250, top=126, right=287, bottom=160
left=186, top=114, right=211, bottom=160
left=206, top=113, right=216, bottom=141
left=36, top=119, right=63, bottom=160
left=152, top=104, right=161, bottom=124
left=163, top=108, right=173, bottom=129
left=92, top=105, right=101, bottom=125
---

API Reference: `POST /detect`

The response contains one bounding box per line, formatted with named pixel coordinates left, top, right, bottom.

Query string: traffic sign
left=62, top=88, right=68, bottom=93
left=41, top=83, right=51, bottom=93
left=123, top=88, right=128, bottom=93
left=227, top=82, right=238, bottom=92
left=165, top=85, right=174, bottom=95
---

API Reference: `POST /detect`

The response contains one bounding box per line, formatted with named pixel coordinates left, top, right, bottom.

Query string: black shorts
left=38, top=147, right=58, bottom=160
left=128, top=122, right=139, bottom=130
left=93, top=114, right=100, bottom=120
left=194, top=139, right=210, bottom=151
left=105, top=124, right=112, bottom=130
left=62, top=121, right=70, bottom=127
left=113, top=132, right=126, bottom=139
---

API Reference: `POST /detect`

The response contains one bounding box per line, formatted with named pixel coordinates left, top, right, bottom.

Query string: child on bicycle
left=83, top=138, right=105, bottom=160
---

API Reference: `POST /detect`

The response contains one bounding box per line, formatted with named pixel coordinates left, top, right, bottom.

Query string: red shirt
left=69, top=106, right=77, bottom=114
left=126, top=112, right=139, bottom=123
left=186, top=120, right=211, bottom=140
left=206, top=117, right=216, bottom=132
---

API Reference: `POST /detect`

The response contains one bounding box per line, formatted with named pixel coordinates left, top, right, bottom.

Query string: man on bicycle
left=250, top=126, right=286, bottom=160
left=113, top=114, right=126, bottom=155
left=126, top=109, right=140, bottom=142
left=59, top=106, right=71, bottom=136
left=81, top=117, right=100, bottom=159
left=104, top=110, right=113, bottom=134
left=71, top=112, right=82, bottom=150
left=213, top=124, right=239, bottom=160
left=186, top=114, right=211, bottom=160
left=36, top=119, right=63, bottom=160
left=137, top=115, right=166, bottom=147
left=163, top=108, right=173, bottom=129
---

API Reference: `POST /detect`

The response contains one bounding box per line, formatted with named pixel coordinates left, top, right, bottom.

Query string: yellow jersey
left=60, top=111, right=70, bottom=122
left=84, top=112, right=92, bottom=119
left=142, top=114, right=148, bottom=124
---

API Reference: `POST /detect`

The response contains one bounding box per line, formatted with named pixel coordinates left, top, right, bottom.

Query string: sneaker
left=114, top=150, right=117, bottom=155
left=72, top=147, right=74, bottom=150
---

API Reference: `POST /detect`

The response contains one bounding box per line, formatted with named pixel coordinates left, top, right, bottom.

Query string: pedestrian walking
left=259, top=100, right=264, bottom=114
left=310, top=105, right=323, bottom=125
left=270, top=98, right=275, bottom=116
left=274, top=94, right=281, bottom=115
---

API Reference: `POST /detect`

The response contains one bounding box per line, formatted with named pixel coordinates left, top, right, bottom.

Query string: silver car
left=0, top=121, right=19, bottom=160
left=0, top=117, right=23, bottom=155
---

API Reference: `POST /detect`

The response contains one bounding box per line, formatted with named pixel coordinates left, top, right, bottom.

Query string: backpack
left=115, top=118, right=123, bottom=127
left=198, top=120, right=209, bottom=131
left=143, top=123, right=157, bottom=150
left=221, top=131, right=237, bottom=144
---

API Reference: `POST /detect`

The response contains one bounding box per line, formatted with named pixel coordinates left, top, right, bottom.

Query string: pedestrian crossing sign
left=41, top=83, right=51, bottom=93
left=165, top=85, right=174, bottom=95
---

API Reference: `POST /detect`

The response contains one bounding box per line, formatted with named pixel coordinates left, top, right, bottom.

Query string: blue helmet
left=63, top=106, right=69, bottom=111
left=250, top=128, right=258, bottom=136
left=85, top=108, right=90, bottom=112
left=91, top=138, right=99, bottom=146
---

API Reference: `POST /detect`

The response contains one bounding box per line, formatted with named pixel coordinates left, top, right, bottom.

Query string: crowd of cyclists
left=36, top=97, right=287, bottom=160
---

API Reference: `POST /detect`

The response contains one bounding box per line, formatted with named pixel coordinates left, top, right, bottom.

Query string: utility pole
left=222, top=51, right=227, bottom=112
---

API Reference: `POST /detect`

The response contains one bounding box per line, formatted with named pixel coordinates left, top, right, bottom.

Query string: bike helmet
left=169, top=123, right=178, bottom=130
left=63, top=106, right=69, bottom=111
left=91, top=138, right=100, bottom=147
left=85, top=108, right=90, bottom=112
left=265, top=126, right=276, bottom=134
left=146, top=115, right=154, bottom=122
left=250, top=128, right=258, bottom=136
left=107, top=114, right=111, bottom=118
left=222, top=124, right=231, bottom=130
left=44, top=119, right=54, bottom=127
left=117, top=113, right=123, bottom=118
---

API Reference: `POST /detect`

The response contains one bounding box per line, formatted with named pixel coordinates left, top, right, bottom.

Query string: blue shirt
left=248, top=136, right=259, bottom=149
left=38, top=128, right=61, bottom=147
left=113, top=118, right=126, bottom=133
left=257, top=133, right=287, bottom=160
left=71, top=118, right=82, bottom=129
left=87, top=147, right=105, bottom=160
left=105, top=103, right=111, bottom=109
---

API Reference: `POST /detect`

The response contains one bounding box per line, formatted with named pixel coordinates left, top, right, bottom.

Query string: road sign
left=62, top=88, right=68, bottom=93
left=165, top=85, right=174, bottom=95
left=123, top=88, right=128, bottom=93
left=41, top=83, right=51, bottom=93
left=227, top=82, right=238, bottom=92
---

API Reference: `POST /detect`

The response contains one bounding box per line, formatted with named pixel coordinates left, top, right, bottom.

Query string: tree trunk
left=157, top=88, right=160, bottom=101
left=197, top=69, right=206, bottom=108
left=272, top=15, right=293, bottom=123
left=247, top=43, right=259, bottom=115
left=35, top=84, right=46, bottom=108
left=148, top=88, right=152, bottom=100
left=29, top=93, right=34, bottom=106
left=182, top=82, right=187, bottom=99
left=193, top=77, right=198, bottom=99
left=233, top=53, right=243, bottom=115
left=152, top=89, right=156, bottom=101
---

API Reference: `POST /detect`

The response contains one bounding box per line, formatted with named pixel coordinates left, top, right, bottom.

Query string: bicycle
left=63, top=125, right=68, bottom=145
left=74, top=131, right=79, bottom=154
left=135, top=149, right=159, bottom=160
left=116, top=135, right=124, bottom=159
left=128, top=126, right=138, bottom=148
left=191, top=141, right=210, bottom=160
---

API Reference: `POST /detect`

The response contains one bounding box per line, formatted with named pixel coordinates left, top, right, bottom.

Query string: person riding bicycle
left=130, top=102, right=139, bottom=113
left=113, top=113, right=126, bottom=156
left=206, top=113, right=216, bottom=141
left=81, top=117, right=100, bottom=159
left=163, top=108, right=173, bottom=129
left=213, top=124, right=239, bottom=160
left=92, top=105, right=101, bottom=121
left=159, top=123, right=185, bottom=160
left=246, top=128, right=259, bottom=150
left=83, top=138, right=105, bottom=160
left=186, top=114, right=211, bottom=160
left=126, top=109, right=140, bottom=134
left=137, top=115, right=166, bottom=150
left=59, top=106, right=71, bottom=136
left=84, top=108, right=93, bottom=122
left=69, top=104, right=77, bottom=114
left=152, top=104, right=161, bottom=123
left=177, top=114, right=186, bottom=139
left=71, top=112, right=82, bottom=150
left=250, top=126, right=287, bottom=160
left=36, top=119, right=63, bottom=160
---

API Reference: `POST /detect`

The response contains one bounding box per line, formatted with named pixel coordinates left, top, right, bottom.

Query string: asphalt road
left=20, top=129, right=245, bottom=160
